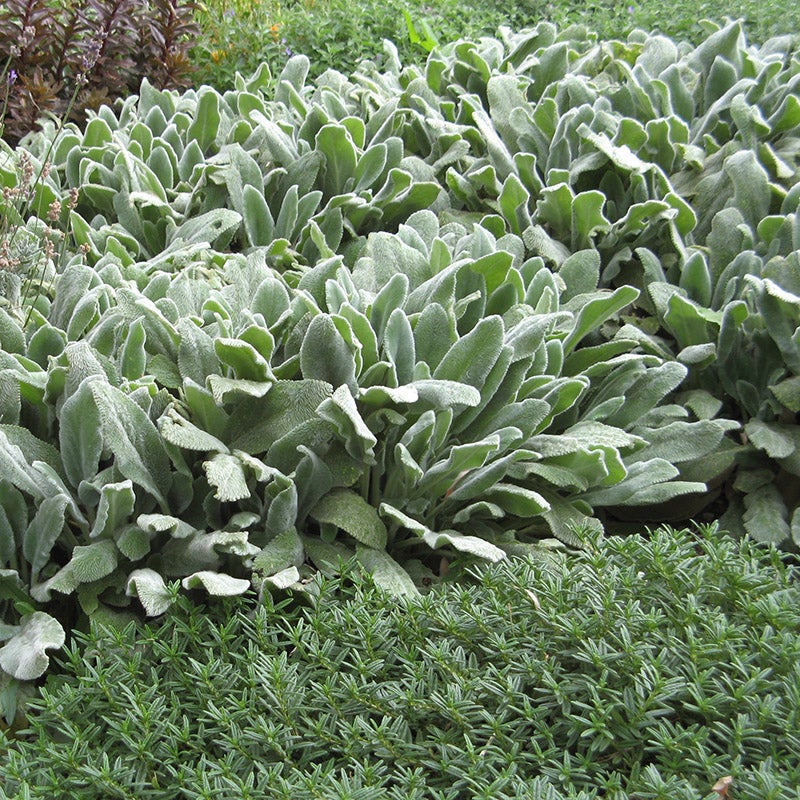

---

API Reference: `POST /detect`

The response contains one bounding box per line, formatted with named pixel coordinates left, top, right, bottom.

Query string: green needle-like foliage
left=2, top=525, right=799, bottom=799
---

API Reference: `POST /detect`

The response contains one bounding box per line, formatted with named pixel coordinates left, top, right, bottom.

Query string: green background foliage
left=190, top=0, right=800, bottom=90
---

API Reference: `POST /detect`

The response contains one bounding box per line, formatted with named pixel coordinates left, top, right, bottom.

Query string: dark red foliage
left=0, top=0, right=200, bottom=145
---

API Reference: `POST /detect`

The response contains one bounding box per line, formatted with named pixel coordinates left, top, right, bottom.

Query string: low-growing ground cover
left=2, top=525, right=798, bottom=799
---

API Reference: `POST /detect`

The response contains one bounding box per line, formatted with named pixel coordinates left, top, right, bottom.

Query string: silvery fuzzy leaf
left=58, top=376, right=102, bottom=490
left=206, top=375, right=273, bottom=404
left=30, top=561, right=79, bottom=603
left=49, top=264, right=98, bottom=332
left=724, top=149, right=771, bottom=233
left=379, top=503, right=430, bottom=537
left=451, top=347, right=517, bottom=438
left=318, top=385, right=377, bottom=462
left=204, top=453, right=250, bottom=502
left=421, top=529, right=506, bottom=562
left=0, top=369, right=21, bottom=426
left=522, top=225, right=571, bottom=267
left=316, top=123, right=358, bottom=198
left=89, top=480, right=135, bottom=539
left=311, top=489, right=387, bottom=549
left=0, top=425, right=66, bottom=484
left=253, top=528, right=304, bottom=575
left=445, top=451, right=535, bottom=503
left=0, top=612, right=65, bottom=681
left=540, top=494, right=603, bottom=546
left=0, top=570, right=28, bottom=608
left=488, top=398, right=551, bottom=439
left=115, top=289, right=179, bottom=360
left=579, top=125, right=651, bottom=173
left=168, top=209, right=242, bottom=250
left=181, top=571, right=251, bottom=596
left=383, top=308, right=416, bottom=385
left=234, top=451, right=286, bottom=484
left=562, top=285, right=639, bottom=355
left=630, top=419, right=740, bottom=465
left=89, top=381, right=172, bottom=507
left=0, top=433, right=48, bottom=501
left=393, top=443, right=424, bottom=487
left=303, top=536, right=355, bottom=574
left=482, top=483, right=551, bottom=516
left=300, top=313, right=358, bottom=391
left=23, top=495, right=69, bottom=585
left=115, top=524, right=152, bottom=561
left=29, top=461, right=87, bottom=529
left=358, top=385, right=420, bottom=406
left=68, top=540, right=119, bottom=584
left=452, top=501, right=505, bottom=524
left=265, top=476, right=298, bottom=538
left=380, top=502, right=505, bottom=561
left=471, top=107, right=516, bottom=180
left=355, top=546, right=418, bottom=596
left=355, top=233, right=428, bottom=294
left=622, top=480, right=709, bottom=506
left=579, top=458, right=682, bottom=507
left=510, top=461, right=590, bottom=492
left=557, top=249, right=601, bottom=302
left=0, top=495, right=22, bottom=571
left=126, top=568, right=174, bottom=616
left=677, top=343, right=717, bottom=366
left=418, top=437, right=502, bottom=498
left=434, top=315, right=505, bottom=391
left=405, top=264, right=460, bottom=317
left=563, top=422, right=647, bottom=452
left=177, top=318, right=221, bottom=386
left=769, top=375, right=800, bottom=413
left=137, top=513, right=196, bottom=539
left=602, top=362, right=688, bottom=430
left=227, top=380, right=333, bottom=455
left=261, top=566, right=301, bottom=591
left=411, top=380, right=481, bottom=408
left=159, top=408, right=229, bottom=453
left=743, top=483, right=791, bottom=546
left=214, top=337, right=272, bottom=382
left=163, top=530, right=259, bottom=577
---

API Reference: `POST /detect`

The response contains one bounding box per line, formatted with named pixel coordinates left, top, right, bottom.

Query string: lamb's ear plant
left=3, top=19, right=800, bottom=702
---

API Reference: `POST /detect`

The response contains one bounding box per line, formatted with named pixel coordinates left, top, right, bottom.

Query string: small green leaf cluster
left=2, top=525, right=799, bottom=800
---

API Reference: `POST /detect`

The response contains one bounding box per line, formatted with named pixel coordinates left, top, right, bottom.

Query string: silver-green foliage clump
left=0, top=20, right=798, bottom=687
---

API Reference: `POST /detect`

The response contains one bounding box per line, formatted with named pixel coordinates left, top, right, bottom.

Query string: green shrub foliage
left=1, top=21, right=799, bottom=686
left=2, top=526, right=799, bottom=799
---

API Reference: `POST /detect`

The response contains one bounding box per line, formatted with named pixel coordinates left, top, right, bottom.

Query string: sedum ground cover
left=2, top=525, right=800, bottom=799
left=0, top=13, right=799, bottom=789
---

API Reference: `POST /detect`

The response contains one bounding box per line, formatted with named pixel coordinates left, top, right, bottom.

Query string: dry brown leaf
left=712, top=776, right=733, bottom=799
